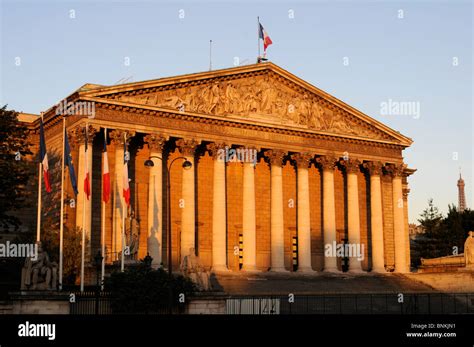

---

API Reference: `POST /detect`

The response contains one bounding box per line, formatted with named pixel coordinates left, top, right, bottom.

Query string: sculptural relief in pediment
left=113, top=75, right=381, bottom=139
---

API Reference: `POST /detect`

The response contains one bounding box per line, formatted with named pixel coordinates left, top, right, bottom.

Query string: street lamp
left=144, top=155, right=192, bottom=276
left=145, top=155, right=192, bottom=314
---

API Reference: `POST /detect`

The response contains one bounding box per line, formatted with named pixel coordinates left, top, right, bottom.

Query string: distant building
left=409, top=223, right=424, bottom=240
left=458, top=173, right=466, bottom=212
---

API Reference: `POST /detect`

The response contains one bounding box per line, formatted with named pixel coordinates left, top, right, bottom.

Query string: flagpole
left=36, top=163, right=42, bottom=242
left=101, top=128, right=107, bottom=290
left=257, top=16, right=261, bottom=60
left=80, top=123, right=87, bottom=292
left=209, top=39, right=212, bottom=71
left=36, top=112, right=44, bottom=242
left=59, top=116, right=66, bottom=290
left=121, top=132, right=126, bottom=272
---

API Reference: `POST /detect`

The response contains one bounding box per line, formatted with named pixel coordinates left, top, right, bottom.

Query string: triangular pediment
left=80, top=63, right=412, bottom=146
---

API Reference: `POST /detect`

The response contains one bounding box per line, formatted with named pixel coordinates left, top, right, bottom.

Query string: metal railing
left=69, top=291, right=184, bottom=315
left=70, top=291, right=113, bottom=315
left=70, top=292, right=474, bottom=315
left=225, top=293, right=474, bottom=315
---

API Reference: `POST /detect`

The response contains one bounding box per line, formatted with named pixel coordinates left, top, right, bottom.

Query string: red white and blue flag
left=259, top=22, right=273, bottom=52
left=123, top=135, right=130, bottom=206
left=83, top=129, right=90, bottom=200
left=39, top=119, right=52, bottom=193
left=102, top=130, right=110, bottom=203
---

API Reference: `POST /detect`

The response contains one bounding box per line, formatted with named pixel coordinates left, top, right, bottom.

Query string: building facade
left=25, top=62, right=415, bottom=274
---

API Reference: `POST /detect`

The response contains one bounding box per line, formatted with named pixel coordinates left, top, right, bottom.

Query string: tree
left=106, top=263, right=196, bottom=314
left=0, top=105, right=33, bottom=230
left=412, top=199, right=443, bottom=264
left=412, top=199, right=474, bottom=267
left=437, top=206, right=473, bottom=255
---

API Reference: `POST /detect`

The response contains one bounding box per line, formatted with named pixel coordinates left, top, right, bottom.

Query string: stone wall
left=406, top=272, right=474, bottom=292
left=186, top=297, right=226, bottom=314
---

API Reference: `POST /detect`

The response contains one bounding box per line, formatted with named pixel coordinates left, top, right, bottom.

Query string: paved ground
left=210, top=271, right=436, bottom=295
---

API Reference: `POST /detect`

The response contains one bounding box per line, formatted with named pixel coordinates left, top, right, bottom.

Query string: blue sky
left=1, top=0, right=472, bottom=222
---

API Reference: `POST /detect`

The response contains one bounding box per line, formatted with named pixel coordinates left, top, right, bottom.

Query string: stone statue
left=21, top=242, right=58, bottom=291
left=125, top=209, right=140, bottom=260
left=120, top=75, right=381, bottom=140
left=180, top=247, right=212, bottom=291
left=464, top=231, right=474, bottom=267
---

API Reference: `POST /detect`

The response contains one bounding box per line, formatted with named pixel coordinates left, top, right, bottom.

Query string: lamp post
left=94, top=250, right=103, bottom=315
left=145, top=155, right=192, bottom=313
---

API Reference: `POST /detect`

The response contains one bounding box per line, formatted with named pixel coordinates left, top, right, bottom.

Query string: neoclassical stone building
left=25, top=62, right=415, bottom=274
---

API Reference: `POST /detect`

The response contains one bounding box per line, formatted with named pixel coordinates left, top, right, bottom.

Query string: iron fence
left=70, top=292, right=474, bottom=315
left=70, top=291, right=184, bottom=315
left=225, top=293, right=474, bottom=315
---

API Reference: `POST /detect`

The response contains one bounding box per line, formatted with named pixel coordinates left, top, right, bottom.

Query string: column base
left=297, top=267, right=315, bottom=273
left=371, top=267, right=387, bottom=274
left=323, top=267, right=340, bottom=273
left=241, top=265, right=260, bottom=273
left=348, top=261, right=364, bottom=273
left=270, top=267, right=289, bottom=273
left=211, top=265, right=230, bottom=273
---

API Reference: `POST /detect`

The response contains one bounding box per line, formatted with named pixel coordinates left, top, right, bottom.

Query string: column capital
left=384, top=163, right=407, bottom=178
left=363, top=161, right=384, bottom=176
left=403, top=187, right=410, bottom=199
left=316, top=155, right=338, bottom=171
left=206, top=142, right=228, bottom=159
left=144, top=133, right=167, bottom=152
left=237, top=144, right=259, bottom=152
left=291, top=152, right=313, bottom=168
left=109, top=129, right=136, bottom=146
left=340, top=158, right=362, bottom=174
left=71, top=125, right=98, bottom=145
left=264, top=149, right=286, bottom=167
left=176, top=138, right=199, bottom=156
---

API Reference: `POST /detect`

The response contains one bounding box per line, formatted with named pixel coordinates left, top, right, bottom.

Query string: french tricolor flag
left=102, top=130, right=110, bottom=203
left=123, top=135, right=130, bottom=206
left=39, top=119, right=52, bottom=193
left=259, top=22, right=273, bottom=52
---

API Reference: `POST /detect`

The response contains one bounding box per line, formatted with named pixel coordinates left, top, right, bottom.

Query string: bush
left=105, top=263, right=195, bottom=314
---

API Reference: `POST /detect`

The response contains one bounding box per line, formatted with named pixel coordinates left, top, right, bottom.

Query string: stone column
left=387, top=163, right=409, bottom=273
left=207, top=143, right=228, bottom=272
left=73, top=125, right=97, bottom=260
left=341, top=159, right=363, bottom=272
left=265, top=149, right=287, bottom=272
left=242, top=147, right=258, bottom=272
left=364, top=161, right=385, bottom=273
left=176, top=139, right=199, bottom=260
left=317, top=155, right=339, bottom=272
left=292, top=152, right=314, bottom=272
left=109, top=130, right=134, bottom=261
left=144, top=134, right=166, bottom=268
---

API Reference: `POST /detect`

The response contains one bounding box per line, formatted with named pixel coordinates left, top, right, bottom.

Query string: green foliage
left=106, top=264, right=196, bottom=314
left=0, top=105, right=33, bottom=230
left=412, top=199, right=474, bottom=267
